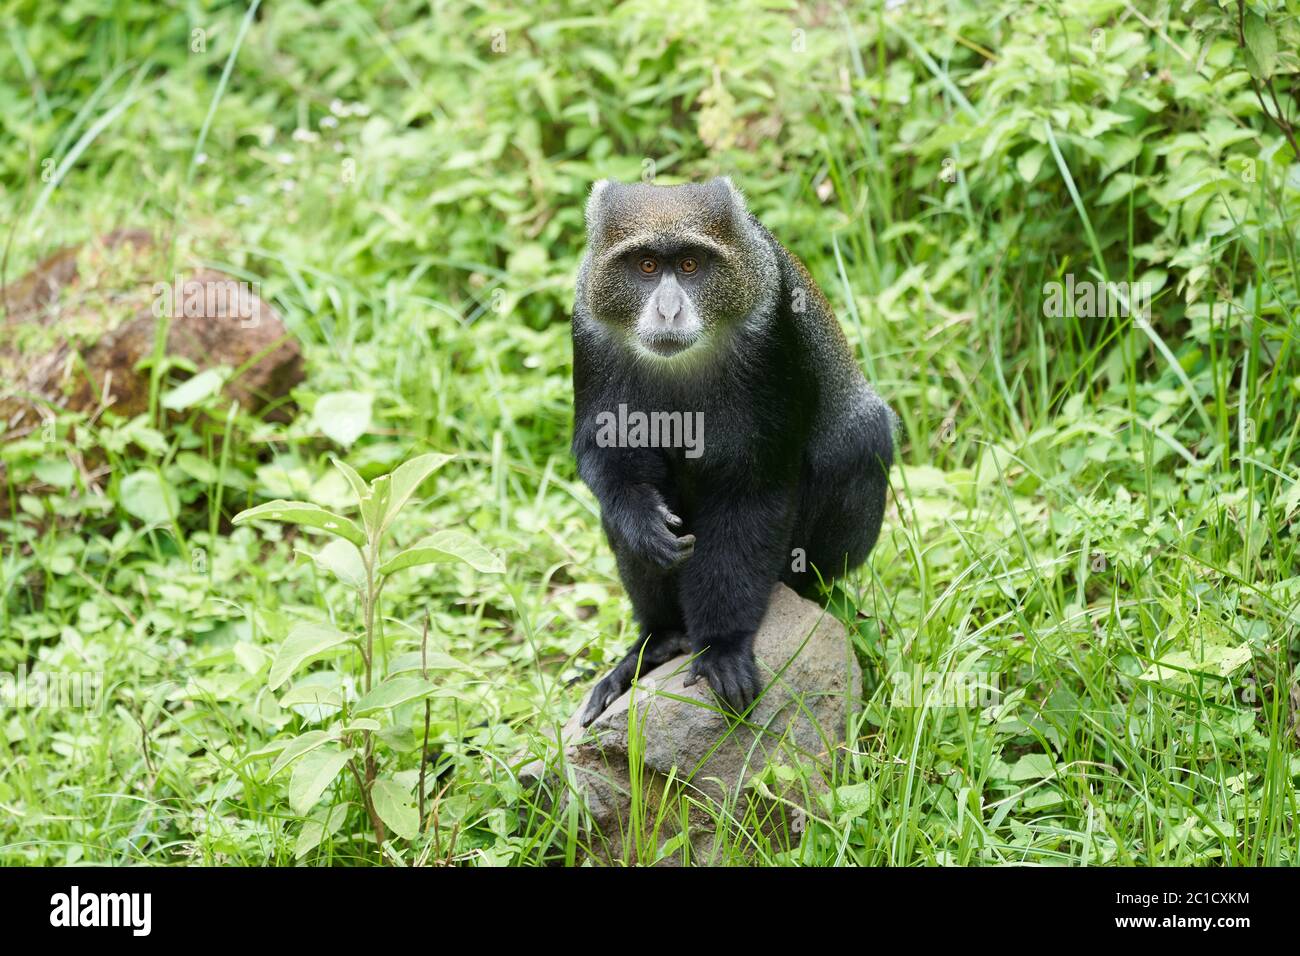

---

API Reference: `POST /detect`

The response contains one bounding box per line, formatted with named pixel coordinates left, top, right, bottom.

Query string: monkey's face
left=582, top=178, right=771, bottom=362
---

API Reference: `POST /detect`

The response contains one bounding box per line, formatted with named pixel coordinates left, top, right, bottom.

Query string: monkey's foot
left=684, top=645, right=763, bottom=716
left=580, top=665, right=633, bottom=727
left=580, top=631, right=689, bottom=727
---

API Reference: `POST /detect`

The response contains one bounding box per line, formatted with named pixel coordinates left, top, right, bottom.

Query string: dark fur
left=572, top=178, right=895, bottom=725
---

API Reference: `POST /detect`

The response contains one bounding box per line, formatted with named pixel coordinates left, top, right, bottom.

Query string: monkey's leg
left=785, top=468, right=886, bottom=595
left=581, top=553, right=688, bottom=727
left=785, top=405, right=892, bottom=595
left=678, top=487, right=795, bottom=715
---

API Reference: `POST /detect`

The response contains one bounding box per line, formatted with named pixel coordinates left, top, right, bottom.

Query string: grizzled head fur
left=579, top=177, right=777, bottom=363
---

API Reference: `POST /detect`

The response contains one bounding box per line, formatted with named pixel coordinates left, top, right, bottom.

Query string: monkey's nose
left=657, top=301, right=681, bottom=324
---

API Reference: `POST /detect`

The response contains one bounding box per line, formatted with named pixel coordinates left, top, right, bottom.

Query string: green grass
left=1, top=0, right=1298, bottom=865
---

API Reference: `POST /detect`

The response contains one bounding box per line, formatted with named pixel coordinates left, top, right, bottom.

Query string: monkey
left=571, top=177, right=895, bottom=727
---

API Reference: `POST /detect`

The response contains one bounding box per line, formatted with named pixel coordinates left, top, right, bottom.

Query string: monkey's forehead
left=594, top=182, right=742, bottom=245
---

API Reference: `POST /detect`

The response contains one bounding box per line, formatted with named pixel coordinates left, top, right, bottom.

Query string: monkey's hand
left=684, top=642, right=763, bottom=716
left=619, top=485, right=694, bottom=570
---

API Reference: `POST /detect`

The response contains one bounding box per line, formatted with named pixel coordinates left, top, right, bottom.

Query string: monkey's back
left=752, top=219, right=896, bottom=465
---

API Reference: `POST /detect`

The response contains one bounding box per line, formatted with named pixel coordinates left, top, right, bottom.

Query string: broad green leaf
left=1099, top=136, right=1143, bottom=178
left=34, top=459, right=76, bottom=488
left=161, top=367, right=226, bottom=411
left=1281, top=477, right=1300, bottom=519
left=295, top=805, right=349, bottom=859
left=329, top=455, right=389, bottom=538
left=1007, top=753, right=1056, bottom=782
left=243, top=736, right=302, bottom=763
left=336, top=718, right=382, bottom=734
left=825, top=781, right=876, bottom=825
left=378, top=529, right=504, bottom=576
left=269, top=730, right=333, bottom=777
left=288, top=746, right=355, bottom=815
left=296, top=539, right=367, bottom=589
left=371, top=777, right=420, bottom=840
left=1015, top=145, right=1046, bottom=183
left=360, top=475, right=391, bottom=536
left=1097, top=173, right=1140, bottom=206
left=1138, top=645, right=1252, bottom=685
left=268, top=623, right=354, bottom=691
left=311, top=390, right=373, bottom=447
left=1023, top=788, right=1065, bottom=812
left=1244, top=13, right=1277, bottom=80
left=119, top=470, right=178, bottom=525
left=380, top=453, right=454, bottom=532
left=175, top=451, right=221, bottom=485
left=386, top=649, right=474, bottom=677
left=353, top=676, right=437, bottom=715
left=331, top=456, right=371, bottom=504
left=232, top=500, right=365, bottom=546
left=278, top=681, right=344, bottom=716
left=233, top=641, right=268, bottom=676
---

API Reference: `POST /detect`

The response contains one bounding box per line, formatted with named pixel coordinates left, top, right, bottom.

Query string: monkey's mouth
left=639, top=332, right=697, bottom=358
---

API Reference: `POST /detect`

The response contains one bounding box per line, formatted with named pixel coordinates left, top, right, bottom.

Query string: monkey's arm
left=677, top=481, right=797, bottom=712
left=572, top=430, right=695, bottom=570
left=570, top=315, right=695, bottom=569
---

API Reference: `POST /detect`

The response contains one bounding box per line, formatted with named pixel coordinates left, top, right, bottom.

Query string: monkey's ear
left=585, top=179, right=612, bottom=239
left=712, top=176, right=749, bottom=215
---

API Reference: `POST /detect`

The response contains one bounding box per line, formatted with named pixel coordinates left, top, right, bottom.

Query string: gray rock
left=522, top=584, right=861, bottom=864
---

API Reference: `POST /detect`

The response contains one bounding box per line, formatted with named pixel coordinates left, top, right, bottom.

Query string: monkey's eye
left=679, top=257, right=699, bottom=275
left=638, top=257, right=659, bottom=276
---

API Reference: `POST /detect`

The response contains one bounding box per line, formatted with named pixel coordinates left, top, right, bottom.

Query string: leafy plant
left=232, top=453, right=504, bottom=858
